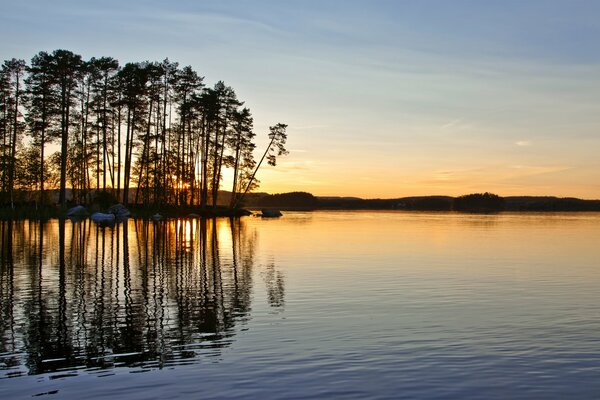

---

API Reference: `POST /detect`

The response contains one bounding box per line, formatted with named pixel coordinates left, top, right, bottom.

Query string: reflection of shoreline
left=0, top=217, right=282, bottom=378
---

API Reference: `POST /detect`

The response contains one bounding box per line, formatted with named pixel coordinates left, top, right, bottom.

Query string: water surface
left=1, top=212, right=599, bottom=399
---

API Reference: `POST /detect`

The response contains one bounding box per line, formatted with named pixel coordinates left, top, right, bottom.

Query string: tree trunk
left=123, top=107, right=131, bottom=206
left=8, top=72, right=20, bottom=209
left=210, top=121, right=221, bottom=208
left=40, top=130, right=45, bottom=205
left=201, top=117, right=210, bottom=209
left=212, top=123, right=227, bottom=209
left=102, top=75, right=108, bottom=191
left=229, top=127, right=242, bottom=208
left=234, top=136, right=275, bottom=209
left=58, top=84, right=69, bottom=207
left=117, top=101, right=122, bottom=201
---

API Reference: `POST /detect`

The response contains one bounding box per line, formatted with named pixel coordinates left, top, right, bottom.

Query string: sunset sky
left=2, top=0, right=600, bottom=198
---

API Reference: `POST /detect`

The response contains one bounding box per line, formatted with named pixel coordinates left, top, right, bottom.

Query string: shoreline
left=0, top=205, right=253, bottom=221
left=2, top=205, right=600, bottom=221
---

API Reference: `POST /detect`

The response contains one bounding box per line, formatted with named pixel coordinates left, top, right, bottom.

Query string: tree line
left=0, top=49, right=287, bottom=209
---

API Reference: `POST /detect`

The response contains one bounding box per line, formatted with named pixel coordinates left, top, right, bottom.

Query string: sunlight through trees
left=0, top=50, right=287, bottom=209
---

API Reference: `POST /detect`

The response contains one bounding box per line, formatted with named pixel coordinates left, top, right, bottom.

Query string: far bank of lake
left=3, top=191, right=600, bottom=222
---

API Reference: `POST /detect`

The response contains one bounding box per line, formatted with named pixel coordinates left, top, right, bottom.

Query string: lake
left=1, top=211, right=599, bottom=399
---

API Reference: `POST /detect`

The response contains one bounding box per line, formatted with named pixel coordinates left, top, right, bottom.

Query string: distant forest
left=250, top=192, right=600, bottom=212
left=0, top=50, right=287, bottom=209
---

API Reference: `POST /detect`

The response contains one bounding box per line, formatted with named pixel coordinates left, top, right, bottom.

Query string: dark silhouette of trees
left=117, top=62, right=149, bottom=207
left=45, top=50, right=83, bottom=207
left=228, top=107, right=255, bottom=208
left=234, top=123, right=288, bottom=208
left=0, top=70, right=10, bottom=200
left=172, top=65, right=204, bottom=206
left=206, top=81, right=242, bottom=210
left=0, top=49, right=287, bottom=210
left=90, top=57, right=119, bottom=193
left=1, top=59, right=27, bottom=208
left=257, top=191, right=318, bottom=209
left=25, top=52, right=58, bottom=205
left=453, top=192, right=505, bottom=212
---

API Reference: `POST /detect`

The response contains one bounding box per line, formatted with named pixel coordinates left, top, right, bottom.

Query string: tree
left=116, top=62, right=149, bottom=206
left=172, top=65, right=204, bottom=205
left=0, top=64, right=12, bottom=201
left=1, top=58, right=27, bottom=208
left=89, top=57, right=119, bottom=192
left=15, top=143, right=42, bottom=195
left=227, top=107, right=255, bottom=208
left=155, top=59, right=178, bottom=207
left=210, top=81, right=241, bottom=209
left=132, top=62, right=160, bottom=206
left=74, top=59, right=93, bottom=203
left=25, top=51, right=59, bottom=205
left=47, top=50, right=83, bottom=207
left=234, top=123, right=288, bottom=208
left=196, top=88, right=219, bottom=209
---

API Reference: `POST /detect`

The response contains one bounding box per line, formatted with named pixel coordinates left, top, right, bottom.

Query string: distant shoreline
left=2, top=192, right=600, bottom=221
left=248, top=192, right=600, bottom=212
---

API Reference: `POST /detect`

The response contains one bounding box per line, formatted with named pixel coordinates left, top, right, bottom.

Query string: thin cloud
left=441, top=119, right=463, bottom=129
left=515, top=140, right=532, bottom=146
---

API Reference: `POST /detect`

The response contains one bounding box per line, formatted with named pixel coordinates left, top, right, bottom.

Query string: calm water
left=1, top=212, right=599, bottom=399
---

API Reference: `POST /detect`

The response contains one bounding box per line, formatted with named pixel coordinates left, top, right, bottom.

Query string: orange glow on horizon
left=255, top=162, right=600, bottom=200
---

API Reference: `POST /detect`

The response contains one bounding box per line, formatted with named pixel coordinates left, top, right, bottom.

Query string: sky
left=1, top=0, right=600, bottom=198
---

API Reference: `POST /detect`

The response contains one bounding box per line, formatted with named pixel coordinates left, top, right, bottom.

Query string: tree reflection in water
left=0, top=217, right=276, bottom=378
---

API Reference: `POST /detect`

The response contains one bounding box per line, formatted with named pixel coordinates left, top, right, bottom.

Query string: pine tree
left=1, top=58, right=27, bottom=207
left=25, top=51, right=59, bottom=205
left=47, top=50, right=83, bottom=207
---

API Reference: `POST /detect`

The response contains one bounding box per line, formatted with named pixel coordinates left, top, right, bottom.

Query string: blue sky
left=2, top=0, right=600, bottom=197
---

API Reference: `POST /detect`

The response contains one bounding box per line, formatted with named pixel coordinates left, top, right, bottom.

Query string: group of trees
left=0, top=49, right=287, bottom=209
left=453, top=192, right=505, bottom=212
